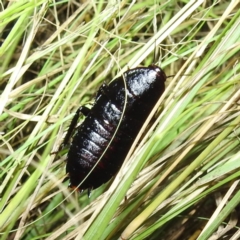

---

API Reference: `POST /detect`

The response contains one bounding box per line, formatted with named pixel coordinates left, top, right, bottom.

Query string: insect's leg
left=95, top=83, right=108, bottom=97
left=63, top=106, right=90, bottom=146
left=87, top=187, right=92, bottom=198
left=96, top=83, right=115, bottom=101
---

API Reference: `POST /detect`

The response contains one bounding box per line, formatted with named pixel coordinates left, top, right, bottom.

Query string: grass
left=0, top=0, right=240, bottom=239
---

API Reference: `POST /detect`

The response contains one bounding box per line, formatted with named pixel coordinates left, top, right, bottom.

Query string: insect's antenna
left=154, top=39, right=157, bottom=64
left=166, top=74, right=191, bottom=79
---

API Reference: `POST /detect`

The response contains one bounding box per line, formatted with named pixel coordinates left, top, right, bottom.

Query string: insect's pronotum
left=65, top=65, right=166, bottom=195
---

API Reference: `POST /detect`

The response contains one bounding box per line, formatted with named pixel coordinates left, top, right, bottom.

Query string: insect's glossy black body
left=66, top=65, right=166, bottom=191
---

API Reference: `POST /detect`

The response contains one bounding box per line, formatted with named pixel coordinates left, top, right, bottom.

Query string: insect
left=65, top=65, right=166, bottom=195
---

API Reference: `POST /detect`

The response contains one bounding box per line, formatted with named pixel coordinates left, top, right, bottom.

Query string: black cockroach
left=64, top=65, right=166, bottom=194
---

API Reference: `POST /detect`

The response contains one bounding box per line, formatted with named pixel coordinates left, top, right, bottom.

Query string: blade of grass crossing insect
left=121, top=110, right=240, bottom=239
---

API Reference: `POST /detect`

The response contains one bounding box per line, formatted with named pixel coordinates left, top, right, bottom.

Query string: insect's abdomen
left=66, top=65, right=166, bottom=190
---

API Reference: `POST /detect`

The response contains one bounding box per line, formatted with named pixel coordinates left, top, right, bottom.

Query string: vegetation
left=0, top=0, right=239, bottom=239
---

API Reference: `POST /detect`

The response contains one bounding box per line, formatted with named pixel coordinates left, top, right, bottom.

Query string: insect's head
left=148, top=65, right=167, bottom=82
